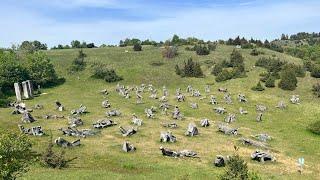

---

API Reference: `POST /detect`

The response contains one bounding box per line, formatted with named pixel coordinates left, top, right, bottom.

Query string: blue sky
left=1, top=0, right=320, bottom=47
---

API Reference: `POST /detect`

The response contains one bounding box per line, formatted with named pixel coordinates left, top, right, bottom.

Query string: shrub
left=195, top=45, right=210, bottom=55
left=0, top=52, right=30, bottom=92
left=26, top=52, right=59, bottom=87
left=41, top=136, right=76, bottom=169
left=250, top=48, right=264, bottom=56
left=251, top=81, right=265, bottom=91
left=176, top=58, right=203, bottom=78
left=265, top=76, right=275, bottom=88
left=255, top=57, right=285, bottom=73
left=91, top=64, right=123, bottom=83
left=311, top=65, right=320, bottom=78
left=133, top=43, right=142, bottom=51
left=307, top=121, right=320, bottom=135
left=250, top=48, right=260, bottom=56
left=312, top=83, right=320, bottom=97
left=69, top=49, right=87, bottom=72
left=283, top=64, right=305, bottom=78
left=304, top=60, right=314, bottom=72
left=219, top=155, right=249, bottom=180
left=162, top=46, right=178, bottom=59
left=0, top=132, right=36, bottom=179
left=175, top=65, right=182, bottom=76
left=230, top=49, right=244, bottom=67
left=278, top=66, right=298, bottom=90
left=216, top=69, right=233, bottom=82
left=208, top=43, right=217, bottom=51
left=212, top=63, right=223, bottom=76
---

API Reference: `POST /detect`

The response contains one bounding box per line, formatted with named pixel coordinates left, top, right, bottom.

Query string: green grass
left=1, top=45, right=319, bottom=179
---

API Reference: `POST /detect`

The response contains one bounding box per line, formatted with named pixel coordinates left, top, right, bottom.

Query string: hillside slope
left=0, top=45, right=319, bottom=179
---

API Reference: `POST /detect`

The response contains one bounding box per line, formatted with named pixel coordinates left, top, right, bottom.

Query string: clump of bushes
left=219, top=154, right=261, bottom=180
left=69, top=49, right=87, bottom=72
left=307, top=121, right=320, bottom=135
left=311, top=64, right=320, bottom=78
left=91, top=63, right=123, bottom=83
left=212, top=50, right=246, bottom=82
left=265, top=76, right=276, bottom=88
left=312, top=83, right=320, bottom=97
left=278, top=65, right=298, bottom=90
left=0, top=50, right=61, bottom=99
left=162, top=46, right=178, bottom=59
left=255, top=57, right=285, bottom=73
left=175, top=58, right=203, bottom=78
left=250, top=48, right=264, bottom=56
left=216, top=69, right=234, bottom=82
left=251, top=81, right=265, bottom=91
left=0, top=132, right=36, bottom=179
left=133, top=43, right=142, bottom=51
left=195, top=44, right=210, bottom=55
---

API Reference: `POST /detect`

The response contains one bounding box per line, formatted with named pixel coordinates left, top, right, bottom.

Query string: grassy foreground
left=0, top=45, right=319, bottom=179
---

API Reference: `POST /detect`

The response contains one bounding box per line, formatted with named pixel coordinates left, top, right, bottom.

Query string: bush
left=283, top=64, right=305, bottom=78
left=0, top=52, right=30, bottom=92
left=278, top=66, right=298, bottom=90
left=212, top=63, right=223, bottom=76
left=176, top=58, right=203, bottom=78
left=69, top=49, right=87, bottom=72
left=162, top=46, right=178, bottom=59
left=195, top=45, right=210, bottom=55
left=175, top=65, right=182, bottom=76
left=133, top=43, right=142, bottom=51
left=250, top=49, right=260, bottom=56
left=255, top=57, right=285, bottom=73
left=26, top=52, right=59, bottom=87
left=216, top=69, right=233, bottom=82
left=91, top=64, right=123, bottom=83
left=208, top=43, right=217, bottom=51
left=251, top=81, right=265, bottom=91
left=220, top=155, right=249, bottom=180
left=230, top=49, right=244, bottom=67
left=0, top=132, right=36, bottom=179
left=312, top=83, right=320, bottom=97
left=311, top=65, right=320, bottom=78
left=307, top=121, right=320, bottom=135
left=265, top=76, right=275, bottom=88
left=41, top=137, right=76, bottom=169
left=304, top=60, right=314, bottom=72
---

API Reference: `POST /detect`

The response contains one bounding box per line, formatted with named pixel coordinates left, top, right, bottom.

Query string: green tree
left=0, top=52, right=29, bottom=92
left=265, top=76, right=275, bottom=88
left=212, top=63, right=223, bottom=76
left=26, top=52, right=58, bottom=86
left=220, top=155, right=249, bottom=180
left=171, top=34, right=180, bottom=45
left=312, top=83, right=320, bottom=97
left=230, top=49, right=244, bottom=67
left=69, top=49, right=87, bottom=72
left=133, top=43, right=142, bottom=51
left=41, top=136, right=76, bottom=169
left=0, top=132, right=36, bottom=179
left=216, top=69, right=233, bottom=82
left=311, top=65, right=320, bottom=78
left=71, top=40, right=81, bottom=48
left=251, top=81, right=265, bottom=91
left=278, top=66, right=298, bottom=90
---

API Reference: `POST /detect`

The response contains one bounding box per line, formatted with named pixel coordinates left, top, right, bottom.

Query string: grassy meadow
left=0, top=45, right=319, bottom=179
